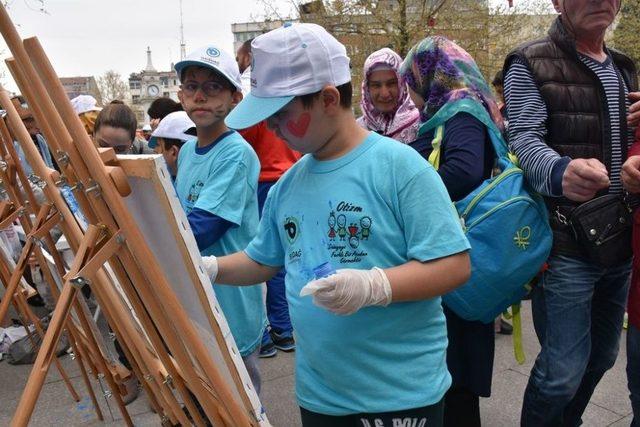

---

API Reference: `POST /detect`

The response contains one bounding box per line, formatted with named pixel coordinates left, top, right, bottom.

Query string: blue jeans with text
left=521, top=254, right=630, bottom=427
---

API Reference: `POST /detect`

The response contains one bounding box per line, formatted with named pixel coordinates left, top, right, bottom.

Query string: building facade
left=231, top=20, right=289, bottom=54
left=126, top=47, right=181, bottom=126
left=60, top=76, right=102, bottom=105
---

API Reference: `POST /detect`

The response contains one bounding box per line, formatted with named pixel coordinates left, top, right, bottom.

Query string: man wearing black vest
left=503, top=0, right=639, bottom=425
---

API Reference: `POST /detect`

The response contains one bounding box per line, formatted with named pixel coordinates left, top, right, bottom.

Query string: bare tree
left=613, top=0, right=640, bottom=69
left=97, top=70, right=128, bottom=105
left=481, top=0, right=555, bottom=79
left=255, top=0, right=555, bottom=109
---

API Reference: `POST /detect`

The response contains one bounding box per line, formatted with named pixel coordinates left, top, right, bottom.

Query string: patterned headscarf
left=357, top=48, right=420, bottom=144
left=400, top=36, right=504, bottom=132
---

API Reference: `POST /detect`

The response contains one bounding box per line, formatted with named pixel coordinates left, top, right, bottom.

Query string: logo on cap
left=206, top=47, right=220, bottom=57
left=200, top=56, right=220, bottom=66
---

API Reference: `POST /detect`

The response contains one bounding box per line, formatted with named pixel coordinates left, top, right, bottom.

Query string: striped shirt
left=505, top=54, right=632, bottom=197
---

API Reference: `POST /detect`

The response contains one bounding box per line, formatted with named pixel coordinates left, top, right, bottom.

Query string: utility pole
left=179, top=0, right=186, bottom=60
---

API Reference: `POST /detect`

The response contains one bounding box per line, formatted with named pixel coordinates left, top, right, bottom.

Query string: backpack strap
left=428, top=125, right=444, bottom=170
left=418, top=98, right=510, bottom=163
left=502, top=304, right=526, bottom=365
left=511, top=303, right=525, bottom=365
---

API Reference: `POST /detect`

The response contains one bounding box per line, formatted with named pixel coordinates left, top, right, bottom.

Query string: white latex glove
left=299, top=267, right=392, bottom=315
left=202, top=255, right=218, bottom=282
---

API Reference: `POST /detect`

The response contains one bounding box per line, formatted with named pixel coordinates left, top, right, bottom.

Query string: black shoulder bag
left=562, top=194, right=633, bottom=267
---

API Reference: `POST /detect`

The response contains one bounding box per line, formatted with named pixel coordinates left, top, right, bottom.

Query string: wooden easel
left=0, top=122, right=119, bottom=423
left=0, top=89, right=178, bottom=426
left=0, top=111, right=138, bottom=384
left=3, top=78, right=206, bottom=425
left=0, top=3, right=266, bottom=426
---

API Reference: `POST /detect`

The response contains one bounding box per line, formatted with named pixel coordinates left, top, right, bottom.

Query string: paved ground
left=0, top=301, right=633, bottom=426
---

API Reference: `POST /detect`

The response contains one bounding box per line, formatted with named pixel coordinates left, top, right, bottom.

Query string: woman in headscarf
left=400, top=36, right=505, bottom=427
left=357, top=47, right=420, bottom=144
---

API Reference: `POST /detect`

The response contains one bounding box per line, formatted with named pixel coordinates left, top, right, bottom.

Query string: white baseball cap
left=226, top=23, right=351, bottom=130
left=148, top=111, right=196, bottom=149
left=174, top=45, right=242, bottom=91
left=70, top=95, right=101, bottom=115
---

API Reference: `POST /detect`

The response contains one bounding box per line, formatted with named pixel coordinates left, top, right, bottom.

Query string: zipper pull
left=595, top=223, right=613, bottom=245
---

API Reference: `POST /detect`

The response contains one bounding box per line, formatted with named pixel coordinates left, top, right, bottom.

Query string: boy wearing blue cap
left=173, top=45, right=266, bottom=393
left=203, top=24, right=471, bottom=426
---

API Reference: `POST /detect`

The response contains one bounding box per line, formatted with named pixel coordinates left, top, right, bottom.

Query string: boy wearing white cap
left=203, top=24, right=471, bottom=425
left=173, top=45, right=266, bottom=393
left=148, top=111, right=195, bottom=178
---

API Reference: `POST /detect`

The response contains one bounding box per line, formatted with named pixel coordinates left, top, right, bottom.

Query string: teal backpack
left=420, top=98, right=552, bottom=324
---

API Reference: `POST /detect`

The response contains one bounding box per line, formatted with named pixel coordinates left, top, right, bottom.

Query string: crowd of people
left=6, top=0, right=640, bottom=425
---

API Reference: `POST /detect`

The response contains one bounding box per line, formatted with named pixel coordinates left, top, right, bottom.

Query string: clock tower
left=127, top=47, right=181, bottom=126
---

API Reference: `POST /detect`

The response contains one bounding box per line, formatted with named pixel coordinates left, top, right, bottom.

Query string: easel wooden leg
left=0, top=265, right=80, bottom=408
left=10, top=226, right=133, bottom=427
left=12, top=290, right=81, bottom=403
left=34, top=251, right=105, bottom=421
left=65, top=229, right=134, bottom=426
left=10, top=276, right=79, bottom=427
left=0, top=203, right=57, bottom=322
left=66, top=327, right=104, bottom=422
left=84, top=270, right=190, bottom=425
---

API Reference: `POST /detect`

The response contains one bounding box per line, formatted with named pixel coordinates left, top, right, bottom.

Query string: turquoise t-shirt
left=175, top=131, right=266, bottom=357
left=245, top=132, right=470, bottom=415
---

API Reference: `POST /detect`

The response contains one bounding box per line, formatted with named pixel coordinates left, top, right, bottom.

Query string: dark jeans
left=300, top=399, right=444, bottom=427
left=442, top=306, right=494, bottom=427
left=629, top=323, right=640, bottom=427
left=257, top=181, right=292, bottom=340
left=444, top=387, right=480, bottom=427
left=521, top=255, right=630, bottom=427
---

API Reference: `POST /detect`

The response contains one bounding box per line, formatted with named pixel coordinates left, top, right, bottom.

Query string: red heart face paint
left=285, top=112, right=311, bottom=138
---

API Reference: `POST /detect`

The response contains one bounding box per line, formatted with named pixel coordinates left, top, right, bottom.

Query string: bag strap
left=428, top=125, right=444, bottom=170
left=503, top=303, right=526, bottom=365
left=418, top=98, right=511, bottom=163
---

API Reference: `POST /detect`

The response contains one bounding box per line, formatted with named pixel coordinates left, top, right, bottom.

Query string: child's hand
left=202, top=256, right=218, bottom=282
left=622, top=155, right=640, bottom=194
left=300, top=267, right=392, bottom=315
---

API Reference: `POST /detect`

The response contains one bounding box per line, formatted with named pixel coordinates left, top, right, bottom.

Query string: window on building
left=132, top=95, right=140, bottom=103
left=130, top=81, right=141, bottom=90
left=163, top=92, right=170, bottom=97
left=160, top=77, right=169, bottom=87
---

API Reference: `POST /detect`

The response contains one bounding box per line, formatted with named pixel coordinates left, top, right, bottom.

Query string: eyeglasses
left=180, top=81, right=229, bottom=97
left=96, top=139, right=133, bottom=154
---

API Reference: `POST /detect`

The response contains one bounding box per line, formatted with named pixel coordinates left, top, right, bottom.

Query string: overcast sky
left=0, top=0, right=293, bottom=93
left=0, top=0, right=547, bottom=94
